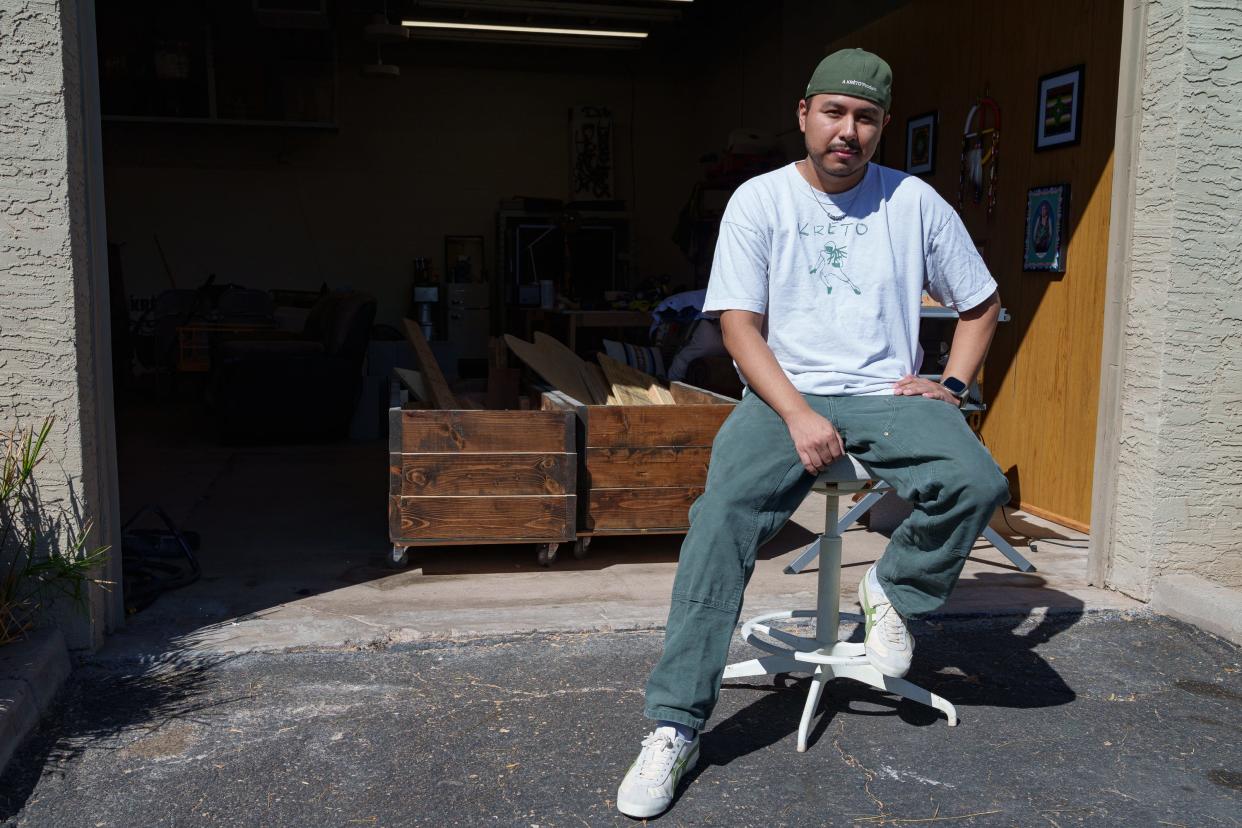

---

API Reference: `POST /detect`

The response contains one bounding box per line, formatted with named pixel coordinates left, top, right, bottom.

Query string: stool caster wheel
left=572, top=537, right=592, bottom=560
left=387, top=545, right=409, bottom=569
left=537, top=543, right=559, bottom=566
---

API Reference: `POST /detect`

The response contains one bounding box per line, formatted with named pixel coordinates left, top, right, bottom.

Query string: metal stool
left=722, top=454, right=957, bottom=752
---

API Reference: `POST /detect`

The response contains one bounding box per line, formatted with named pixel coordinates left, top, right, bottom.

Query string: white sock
left=867, top=565, right=889, bottom=602
left=656, top=721, right=696, bottom=742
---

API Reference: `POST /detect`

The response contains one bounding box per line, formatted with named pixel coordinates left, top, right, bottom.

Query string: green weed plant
left=1, top=418, right=110, bottom=646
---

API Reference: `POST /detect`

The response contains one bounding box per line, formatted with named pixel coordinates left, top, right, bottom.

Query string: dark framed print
left=1023, top=184, right=1070, bottom=272
left=905, top=111, right=937, bottom=175
left=1035, top=65, right=1084, bottom=150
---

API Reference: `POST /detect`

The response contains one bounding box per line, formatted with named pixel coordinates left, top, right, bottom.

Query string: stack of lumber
left=503, top=333, right=676, bottom=407
left=399, top=318, right=682, bottom=410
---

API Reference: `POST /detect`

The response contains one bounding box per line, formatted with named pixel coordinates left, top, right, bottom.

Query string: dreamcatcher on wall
left=958, top=96, right=1000, bottom=218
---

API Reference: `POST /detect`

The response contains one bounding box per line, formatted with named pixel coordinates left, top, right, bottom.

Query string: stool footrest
left=738, top=610, right=869, bottom=666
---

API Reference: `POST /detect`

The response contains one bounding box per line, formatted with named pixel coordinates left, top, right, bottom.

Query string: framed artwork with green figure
left=1023, top=184, right=1069, bottom=272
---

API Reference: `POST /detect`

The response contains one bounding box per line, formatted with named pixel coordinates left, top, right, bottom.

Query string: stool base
left=723, top=609, right=958, bottom=752
left=722, top=461, right=958, bottom=752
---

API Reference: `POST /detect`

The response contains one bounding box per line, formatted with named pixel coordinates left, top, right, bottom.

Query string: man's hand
left=893, top=374, right=959, bottom=405
left=785, top=408, right=845, bottom=475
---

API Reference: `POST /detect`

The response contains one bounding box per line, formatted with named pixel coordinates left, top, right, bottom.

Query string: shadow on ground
left=0, top=648, right=240, bottom=821
left=713, top=586, right=1084, bottom=763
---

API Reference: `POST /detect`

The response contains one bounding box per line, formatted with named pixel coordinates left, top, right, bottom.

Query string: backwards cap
left=805, top=48, right=892, bottom=110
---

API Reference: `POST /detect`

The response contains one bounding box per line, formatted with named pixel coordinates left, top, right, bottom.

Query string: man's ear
left=883, top=112, right=892, bottom=128
left=797, top=98, right=809, bottom=131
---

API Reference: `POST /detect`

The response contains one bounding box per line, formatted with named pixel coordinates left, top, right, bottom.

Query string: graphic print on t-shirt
left=803, top=221, right=868, bottom=296
left=809, top=241, right=860, bottom=295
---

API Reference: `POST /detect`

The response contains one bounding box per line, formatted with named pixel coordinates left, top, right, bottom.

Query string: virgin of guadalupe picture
left=1033, top=202, right=1053, bottom=253
left=1023, top=184, right=1069, bottom=272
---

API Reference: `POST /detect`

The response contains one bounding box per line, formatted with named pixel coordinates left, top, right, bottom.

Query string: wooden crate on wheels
left=541, top=383, right=737, bottom=558
left=387, top=408, right=577, bottom=567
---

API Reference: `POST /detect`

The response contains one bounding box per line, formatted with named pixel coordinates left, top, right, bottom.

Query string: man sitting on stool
left=617, top=48, right=1010, bottom=819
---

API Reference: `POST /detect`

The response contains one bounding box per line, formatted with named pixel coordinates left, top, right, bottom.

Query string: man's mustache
left=828, top=140, right=861, bottom=153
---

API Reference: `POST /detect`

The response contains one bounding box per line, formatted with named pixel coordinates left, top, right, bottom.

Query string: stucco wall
left=0, top=0, right=114, bottom=649
left=1107, top=0, right=1242, bottom=600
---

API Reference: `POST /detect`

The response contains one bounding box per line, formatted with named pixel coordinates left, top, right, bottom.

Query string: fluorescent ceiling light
left=402, top=19, right=648, bottom=39
left=415, top=0, right=688, bottom=22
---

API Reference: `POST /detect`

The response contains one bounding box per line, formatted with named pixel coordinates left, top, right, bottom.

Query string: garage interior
left=98, top=0, right=1120, bottom=646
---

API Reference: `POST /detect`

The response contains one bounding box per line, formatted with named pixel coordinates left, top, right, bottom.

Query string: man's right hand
left=718, top=309, right=846, bottom=475
left=785, top=408, right=845, bottom=475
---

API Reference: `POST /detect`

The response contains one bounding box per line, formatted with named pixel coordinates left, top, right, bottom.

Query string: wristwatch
left=941, top=376, right=969, bottom=406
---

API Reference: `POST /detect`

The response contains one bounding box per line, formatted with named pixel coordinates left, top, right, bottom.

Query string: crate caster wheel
left=573, top=537, right=592, bottom=560
left=537, top=543, right=559, bottom=567
left=387, top=545, right=409, bottom=569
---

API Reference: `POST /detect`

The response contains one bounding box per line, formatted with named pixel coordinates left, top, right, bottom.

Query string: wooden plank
left=581, top=360, right=617, bottom=406
left=391, top=453, right=574, bottom=496
left=584, top=405, right=734, bottom=448
left=598, top=353, right=674, bottom=405
left=582, top=487, right=704, bottom=531
left=669, top=382, right=737, bottom=406
left=649, top=385, right=677, bottom=405
left=607, top=380, right=653, bottom=407
left=390, top=495, right=575, bottom=542
left=486, top=337, right=521, bottom=410
left=597, top=352, right=654, bottom=405
left=585, top=447, right=712, bottom=488
left=504, top=334, right=597, bottom=405
left=395, top=409, right=573, bottom=453
left=401, top=318, right=458, bottom=410
left=575, top=528, right=689, bottom=538
left=393, top=367, right=428, bottom=402
left=533, top=332, right=609, bottom=405
left=540, top=390, right=582, bottom=412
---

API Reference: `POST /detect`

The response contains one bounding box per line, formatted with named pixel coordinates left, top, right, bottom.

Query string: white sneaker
left=859, top=566, right=914, bottom=678
left=616, top=727, right=699, bottom=818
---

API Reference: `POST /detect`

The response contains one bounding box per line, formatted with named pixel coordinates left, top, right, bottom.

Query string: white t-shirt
left=703, top=162, right=996, bottom=396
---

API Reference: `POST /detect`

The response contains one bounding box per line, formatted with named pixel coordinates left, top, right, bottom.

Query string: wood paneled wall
left=827, top=0, right=1124, bottom=529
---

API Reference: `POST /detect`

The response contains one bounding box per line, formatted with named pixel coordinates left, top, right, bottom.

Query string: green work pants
left=644, top=391, right=1010, bottom=731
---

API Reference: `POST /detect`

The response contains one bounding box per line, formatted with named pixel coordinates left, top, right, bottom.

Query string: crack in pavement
left=831, top=718, right=888, bottom=819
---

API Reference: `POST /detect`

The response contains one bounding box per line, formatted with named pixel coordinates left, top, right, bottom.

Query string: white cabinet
left=447, top=284, right=490, bottom=361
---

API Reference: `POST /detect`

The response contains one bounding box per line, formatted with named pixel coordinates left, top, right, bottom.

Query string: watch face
left=943, top=377, right=968, bottom=396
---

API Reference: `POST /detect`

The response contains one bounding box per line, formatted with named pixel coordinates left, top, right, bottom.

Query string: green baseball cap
left=804, top=48, right=892, bottom=111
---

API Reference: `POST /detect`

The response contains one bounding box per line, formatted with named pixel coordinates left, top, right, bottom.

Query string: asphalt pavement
left=2, top=613, right=1239, bottom=827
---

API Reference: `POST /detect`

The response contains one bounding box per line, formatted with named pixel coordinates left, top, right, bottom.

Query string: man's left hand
left=893, top=375, right=959, bottom=405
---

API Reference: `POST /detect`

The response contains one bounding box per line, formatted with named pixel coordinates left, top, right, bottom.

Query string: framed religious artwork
left=905, top=111, right=937, bottom=175
left=1035, top=65, right=1085, bottom=150
left=1023, top=184, right=1070, bottom=272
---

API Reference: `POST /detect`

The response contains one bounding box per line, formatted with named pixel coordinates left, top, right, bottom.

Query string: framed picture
left=1023, top=184, right=1070, bottom=272
left=1035, top=64, right=1084, bottom=150
left=569, top=105, right=614, bottom=200
left=905, top=111, right=937, bottom=175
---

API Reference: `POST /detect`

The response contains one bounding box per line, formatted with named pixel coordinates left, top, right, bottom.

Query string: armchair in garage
left=210, top=291, right=377, bottom=442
